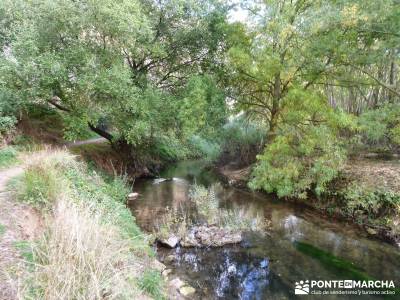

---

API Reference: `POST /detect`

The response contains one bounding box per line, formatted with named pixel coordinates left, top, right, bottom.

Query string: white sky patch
left=228, top=6, right=248, bottom=23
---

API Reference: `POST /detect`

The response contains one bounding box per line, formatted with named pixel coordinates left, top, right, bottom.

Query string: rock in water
left=181, top=225, right=242, bottom=247
left=158, top=235, right=180, bottom=248
left=127, top=192, right=139, bottom=201
left=179, top=285, right=196, bottom=296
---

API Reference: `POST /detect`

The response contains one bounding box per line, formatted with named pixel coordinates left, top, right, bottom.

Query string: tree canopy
left=1, top=0, right=400, bottom=196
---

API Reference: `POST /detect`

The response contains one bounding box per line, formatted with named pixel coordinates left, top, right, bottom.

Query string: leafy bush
left=0, top=146, right=18, bottom=168
left=219, top=115, right=266, bottom=166
left=341, top=183, right=400, bottom=220
left=150, top=134, right=189, bottom=162
left=250, top=90, right=349, bottom=198
left=358, top=103, right=400, bottom=151
left=250, top=125, right=346, bottom=198
left=0, top=115, right=16, bottom=136
left=188, top=135, right=221, bottom=161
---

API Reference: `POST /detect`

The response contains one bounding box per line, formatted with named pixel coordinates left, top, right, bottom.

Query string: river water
left=129, top=160, right=400, bottom=299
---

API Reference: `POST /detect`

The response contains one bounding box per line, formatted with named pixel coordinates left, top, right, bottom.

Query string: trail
left=65, top=137, right=108, bottom=147
left=0, top=137, right=109, bottom=299
left=0, top=165, right=42, bottom=300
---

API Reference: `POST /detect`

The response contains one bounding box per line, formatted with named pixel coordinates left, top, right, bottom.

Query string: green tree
left=0, top=0, right=228, bottom=153
left=227, top=0, right=398, bottom=197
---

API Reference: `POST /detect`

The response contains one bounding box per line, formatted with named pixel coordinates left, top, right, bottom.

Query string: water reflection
left=130, top=160, right=400, bottom=299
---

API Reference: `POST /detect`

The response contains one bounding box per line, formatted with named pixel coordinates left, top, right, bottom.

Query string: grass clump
left=189, top=184, right=267, bottom=232
left=156, top=207, right=192, bottom=240
left=138, top=270, right=165, bottom=300
left=0, top=146, right=18, bottom=168
left=0, top=223, right=5, bottom=235
left=16, top=149, right=164, bottom=299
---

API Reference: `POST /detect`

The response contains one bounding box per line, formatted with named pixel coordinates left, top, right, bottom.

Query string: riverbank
left=0, top=146, right=167, bottom=299
left=216, top=159, right=400, bottom=247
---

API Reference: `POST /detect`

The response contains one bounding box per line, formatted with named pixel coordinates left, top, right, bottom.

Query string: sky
left=227, top=0, right=249, bottom=23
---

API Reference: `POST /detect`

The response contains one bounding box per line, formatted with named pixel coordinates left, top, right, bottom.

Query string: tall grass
left=16, top=149, right=164, bottom=299
left=189, top=183, right=267, bottom=231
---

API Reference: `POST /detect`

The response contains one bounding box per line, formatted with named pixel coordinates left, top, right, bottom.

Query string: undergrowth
left=15, top=149, right=164, bottom=299
left=0, top=146, right=18, bottom=168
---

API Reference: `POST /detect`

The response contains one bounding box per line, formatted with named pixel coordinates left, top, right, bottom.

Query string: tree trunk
left=267, top=73, right=281, bottom=143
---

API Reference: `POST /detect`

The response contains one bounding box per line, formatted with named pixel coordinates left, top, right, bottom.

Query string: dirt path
left=65, top=137, right=108, bottom=147
left=0, top=166, right=43, bottom=300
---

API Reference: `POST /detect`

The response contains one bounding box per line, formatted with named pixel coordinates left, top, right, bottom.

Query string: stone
left=366, top=227, right=378, bottom=235
left=165, top=254, right=176, bottom=263
left=181, top=225, right=242, bottom=247
left=127, top=192, right=139, bottom=201
left=179, top=285, right=196, bottom=296
left=162, top=269, right=172, bottom=277
left=169, top=278, right=185, bottom=289
left=158, top=235, right=180, bottom=248
left=152, top=260, right=166, bottom=272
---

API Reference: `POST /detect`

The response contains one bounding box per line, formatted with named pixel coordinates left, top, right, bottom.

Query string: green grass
left=14, top=240, right=34, bottom=263
left=138, top=270, right=165, bottom=300
left=0, top=223, right=5, bottom=235
left=0, top=146, right=18, bottom=168
left=18, top=167, right=60, bottom=210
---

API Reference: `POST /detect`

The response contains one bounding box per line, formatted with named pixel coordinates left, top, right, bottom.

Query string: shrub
left=341, top=183, right=400, bottom=220
left=219, top=115, right=266, bottom=166
left=150, top=134, right=189, bottom=162
left=0, top=115, right=16, bottom=136
left=358, top=103, right=400, bottom=151
left=0, top=146, right=18, bottom=168
left=138, top=270, right=165, bottom=300
left=188, top=135, right=221, bottom=162
left=249, top=90, right=350, bottom=198
left=250, top=125, right=346, bottom=198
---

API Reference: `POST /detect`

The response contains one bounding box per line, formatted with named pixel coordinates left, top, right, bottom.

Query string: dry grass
left=155, top=207, right=192, bottom=240
left=13, top=148, right=164, bottom=299
left=29, top=199, right=144, bottom=300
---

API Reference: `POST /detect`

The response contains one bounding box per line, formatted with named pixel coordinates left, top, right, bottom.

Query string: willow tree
left=0, top=0, right=228, bottom=151
left=227, top=0, right=399, bottom=197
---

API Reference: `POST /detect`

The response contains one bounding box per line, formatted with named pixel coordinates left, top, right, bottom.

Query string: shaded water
left=130, top=160, right=400, bottom=299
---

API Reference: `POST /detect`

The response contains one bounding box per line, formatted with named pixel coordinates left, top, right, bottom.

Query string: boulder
left=179, top=285, right=196, bottom=296
left=181, top=225, right=242, bottom=247
left=162, top=269, right=172, bottom=277
left=164, top=254, right=176, bottom=263
left=169, top=278, right=185, bottom=289
left=151, top=260, right=166, bottom=272
left=127, top=192, right=139, bottom=201
left=158, top=235, right=180, bottom=248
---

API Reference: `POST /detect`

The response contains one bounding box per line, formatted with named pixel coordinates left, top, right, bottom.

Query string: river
left=129, top=160, right=400, bottom=299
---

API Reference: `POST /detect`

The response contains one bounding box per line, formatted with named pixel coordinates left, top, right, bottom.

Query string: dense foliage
left=1, top=0, right=400, bottom=198
left=226, top=0, right=400, bottom=196
left=0, top=0, right=228, bottom=158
